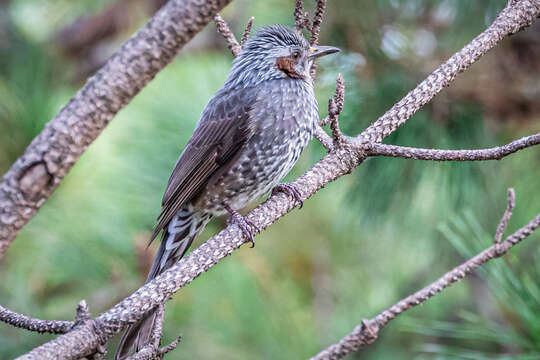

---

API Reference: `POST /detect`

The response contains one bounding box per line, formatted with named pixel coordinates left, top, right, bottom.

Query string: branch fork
left=214, top=14, right=255, bottom=57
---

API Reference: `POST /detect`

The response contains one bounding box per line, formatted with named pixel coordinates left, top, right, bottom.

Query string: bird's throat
left=275, top=56, right=303, bottom=79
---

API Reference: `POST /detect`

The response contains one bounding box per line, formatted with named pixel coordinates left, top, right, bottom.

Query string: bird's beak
left=309, top=45, right=340, bottom=59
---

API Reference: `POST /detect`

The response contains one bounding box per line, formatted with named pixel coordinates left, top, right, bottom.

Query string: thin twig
left=75, top=300, right=91, bottom=324
left=214, top=14, right=241, bottom=57
left=0, top=304, right=74, bottom=334
left=308, top=0, right=327, bottom=79
left=150, top=305, right=165, bottom=349
left=494, top=188, right=516, bottom=244
left=310, top=192, right=540, bottom=360
left=158, top=336, right=183, bottom=356
left=327, top=74, right=346, bottom=146
left=316, top=74, right=345, bottom=151
left=126, top=305, right=170, bottom=360
left=294, top=0, right=311, bottom=32
left=365, top=133, right=540, bottom=161
left=313, top=126, right=334, bottom=152
left=241, top=17, right=254, bottom=47
left=310, top=0, right=326, bottom=45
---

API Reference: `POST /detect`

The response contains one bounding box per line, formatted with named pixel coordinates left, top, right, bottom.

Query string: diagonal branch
left=359, top=0, right=540, bottom=144
left=365, top=133, right=540, bottom=161
left=0, top=0, right=233, bottom=261
left=12, top=1, right=540, bottom=359
left=310, top=189, right=540, bottom=360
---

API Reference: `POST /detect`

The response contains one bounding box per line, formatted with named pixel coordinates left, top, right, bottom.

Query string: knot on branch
left=18, top=162, right=53, bottom=202
left=360, top=319, right=379, bottom=345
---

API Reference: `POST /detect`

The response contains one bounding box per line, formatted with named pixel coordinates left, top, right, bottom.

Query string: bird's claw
left=272, top=183, right=303, bottom=209
left=224, top=204, right=258, bottom=247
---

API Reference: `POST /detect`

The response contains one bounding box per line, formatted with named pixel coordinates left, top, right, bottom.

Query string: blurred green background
left=1, top=0, right=540, bottom=358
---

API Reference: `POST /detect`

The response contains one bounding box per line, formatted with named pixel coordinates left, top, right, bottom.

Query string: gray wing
left=150, top=86, right=258, bottom=241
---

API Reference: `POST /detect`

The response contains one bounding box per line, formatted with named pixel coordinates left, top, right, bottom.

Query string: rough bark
left=0, top=0, right=232, bottom=260
left=366, top=133, right=540, bottom=161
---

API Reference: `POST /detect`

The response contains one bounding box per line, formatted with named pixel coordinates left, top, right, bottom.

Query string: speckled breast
left=197, top=78, right=318, bottom=215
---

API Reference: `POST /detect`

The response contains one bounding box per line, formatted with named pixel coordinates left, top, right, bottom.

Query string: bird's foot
left=224, top=204, right=258, bottom=248
left=272, top=183, right=303, bottom=209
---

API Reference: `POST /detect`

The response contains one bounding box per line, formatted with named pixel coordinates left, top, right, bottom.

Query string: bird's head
left=225, top=25, right=339, bottom=87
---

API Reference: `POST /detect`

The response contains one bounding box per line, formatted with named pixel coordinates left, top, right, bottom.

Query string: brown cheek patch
left=276, top=56, right=302, bottom=79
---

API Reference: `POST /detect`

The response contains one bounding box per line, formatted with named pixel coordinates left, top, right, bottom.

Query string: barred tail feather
left=115, top=207, right=211, bottom=360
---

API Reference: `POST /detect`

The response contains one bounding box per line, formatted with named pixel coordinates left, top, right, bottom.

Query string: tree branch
left=213, top=13, right=242, bottom=57
left=310, top=189, right=540, bottom=360
left=241, top=17, right=255, bottom=47
left=0, top=304, right=74, bottom=334
left=365, top=133, right=540, bottom=161
left=10, top=0, right=540, bottom=359
left=294, top=0, right=311, bottom=32
left=126, top=305, right=182, bottom=360
left=327, top=74, right=346, bottom=147
left=359, top=0, right=540, bottom=144
left=495, top=188, right=516, bottom=244
left=309, top=0, right=326, bottom=46
left=0, top=0, right=232, bottom=260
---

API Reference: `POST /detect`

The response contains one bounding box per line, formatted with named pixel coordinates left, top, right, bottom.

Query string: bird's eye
left=292, top=50, right=300, bottom=59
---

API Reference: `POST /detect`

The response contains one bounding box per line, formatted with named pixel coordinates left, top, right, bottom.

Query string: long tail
left=115, top=207, right=211, bottom=360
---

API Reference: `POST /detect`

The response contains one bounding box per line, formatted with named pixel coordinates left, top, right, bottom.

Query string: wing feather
left=150, top=86, right=258, bottom=241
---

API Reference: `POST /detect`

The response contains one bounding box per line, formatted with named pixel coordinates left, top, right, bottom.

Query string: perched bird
left=115, top=24, right=339, bottom=359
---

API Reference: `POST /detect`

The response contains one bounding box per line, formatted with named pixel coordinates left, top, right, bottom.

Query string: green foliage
left=404, top=209, right=540, bottom=358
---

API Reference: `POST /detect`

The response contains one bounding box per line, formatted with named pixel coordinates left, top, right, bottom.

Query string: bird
left=115, top=24, right=339, bottom=359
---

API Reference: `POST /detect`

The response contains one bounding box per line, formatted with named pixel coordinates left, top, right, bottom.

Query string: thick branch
left=365, top=133, right=540, bottom=161
left=18, top=148, right=365, bottom=360
left=310, top=194, right=540, bottom=360
left=0, top=0, right=232, bottom=260
left=14, top=0, right=540, bottom=358
left=0, top=304, right=73, bottom=334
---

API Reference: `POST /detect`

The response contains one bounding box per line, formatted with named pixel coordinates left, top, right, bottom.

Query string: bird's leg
left=272, top=183, right=303, bottom=209
left=224, top=204, right=258, bottom=248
